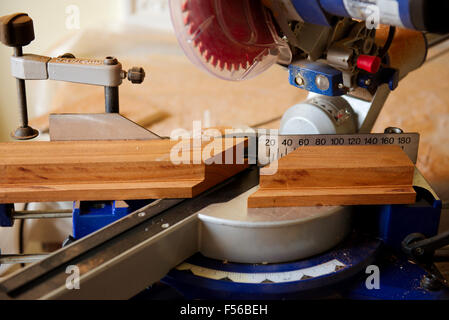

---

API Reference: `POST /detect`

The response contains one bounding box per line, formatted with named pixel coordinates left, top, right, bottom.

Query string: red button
left=357, top=55, right=381, bottom=74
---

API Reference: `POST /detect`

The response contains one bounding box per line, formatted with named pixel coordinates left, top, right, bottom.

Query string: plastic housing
left=169, top=0, right=283, bottom=81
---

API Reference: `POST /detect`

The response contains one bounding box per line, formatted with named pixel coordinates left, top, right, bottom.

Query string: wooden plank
left=248, top=186, right=416, bottom=208
left=0, top=138, right=248, bottom=203
left=248, top=145, right=416, bottom=208
left=259, top=145, right=414, bottom=189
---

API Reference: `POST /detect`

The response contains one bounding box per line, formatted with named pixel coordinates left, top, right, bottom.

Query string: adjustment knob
left=127, top=67, right=145, bottom=84
left=357, top=55, right=381, bottom=74
left=0, top=13, right=35, bottom=47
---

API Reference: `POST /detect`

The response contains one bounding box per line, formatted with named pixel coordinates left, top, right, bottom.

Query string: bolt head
left=315, top=75, right=330, bottom=91
left=415, top=248, right=424, bottom=256
left=127, top=67, right=145, bottom=84
left=104, top=56, right=118, bottom=65
left=295, top=75, right=304, bottom=86
left=59, top=53, right=76, bottom=59
left=384, top=127, right=404, bottom=134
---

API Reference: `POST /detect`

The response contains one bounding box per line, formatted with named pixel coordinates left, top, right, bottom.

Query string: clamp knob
left=127, top=67, right=146, bottom=84
left=0, top=13, right=35, bottom=47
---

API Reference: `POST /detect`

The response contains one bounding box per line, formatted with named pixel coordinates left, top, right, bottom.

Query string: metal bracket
left=49, top=113, right=161, bottom=141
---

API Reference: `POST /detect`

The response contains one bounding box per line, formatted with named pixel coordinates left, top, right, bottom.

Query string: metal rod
left=13, top=47, right=29, bottom=128
left=105, top=86, right=119, bottom=113
left=15, top=79, right=29, bottom=127
left=13, top=209, right=73, bottom=219
left=0, top=254, right=48, bottom=265
left=13, top=47, right=22, bottom=57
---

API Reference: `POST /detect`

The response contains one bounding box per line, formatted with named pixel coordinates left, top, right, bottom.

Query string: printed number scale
left=258, top=133, right=420, bottom=165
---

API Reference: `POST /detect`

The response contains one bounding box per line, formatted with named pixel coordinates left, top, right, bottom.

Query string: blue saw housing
left=288, top=61, right=346, bottom=96
left=290, top=0, right=447, bottom=32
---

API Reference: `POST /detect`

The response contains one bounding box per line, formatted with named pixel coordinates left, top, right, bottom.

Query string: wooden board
left=248, top=145, right=416, bottom=208
left=0, top=138, right=248, bottom=203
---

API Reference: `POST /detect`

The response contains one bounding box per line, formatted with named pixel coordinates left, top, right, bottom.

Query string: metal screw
left=58, top=53, right=76, bottom=59
left=315, top=74, right=330, bottom=91
left=295, top=75, right=304, bottom=86
left=415, top=247, right=425, bottom=256
left=384, top=127, right=404, bottom=134
left=104, top=56, right=118, bottom=65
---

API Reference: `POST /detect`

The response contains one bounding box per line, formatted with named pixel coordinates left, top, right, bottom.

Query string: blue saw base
left=161, top=234, right=381, bottom=300
left=134, top=235, right=449, bottom=300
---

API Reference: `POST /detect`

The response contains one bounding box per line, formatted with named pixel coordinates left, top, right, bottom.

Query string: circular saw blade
left=170, top=0, right=281, bottom=80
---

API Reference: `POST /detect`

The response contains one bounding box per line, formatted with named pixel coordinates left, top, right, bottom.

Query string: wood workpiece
left=248, top=145, right=416, bottom=208
left=0, top=138, right=248, bottom=203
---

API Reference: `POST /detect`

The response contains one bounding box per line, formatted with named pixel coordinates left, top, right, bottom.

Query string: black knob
left=0, top=13, right=35, bottom=47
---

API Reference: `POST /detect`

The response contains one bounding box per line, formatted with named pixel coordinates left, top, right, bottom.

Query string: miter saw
left=1, top=0, right=449, bottom=300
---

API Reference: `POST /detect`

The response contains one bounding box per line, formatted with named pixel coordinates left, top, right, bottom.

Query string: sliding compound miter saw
left=1, top=1, right=449, bottom=300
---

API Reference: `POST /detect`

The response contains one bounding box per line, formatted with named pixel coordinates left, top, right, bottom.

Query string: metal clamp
left=1, top=12, right=146, bottom=139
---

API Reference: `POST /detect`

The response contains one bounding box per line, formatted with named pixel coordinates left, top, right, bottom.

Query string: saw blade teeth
left=187, top=24, right=196, bottom=36
left=183, top=14, right=192, bottom=26
left=193, top=35, right=201, bottom=46
left=179, top=0, right=273, bottom=74
left=211, top=56, right=218, bottom=67
left=181, top=0, right=190, bottom=12
left=198, top=43, right=205, bottom=55
left=204, top=50, right=212, bottom=62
